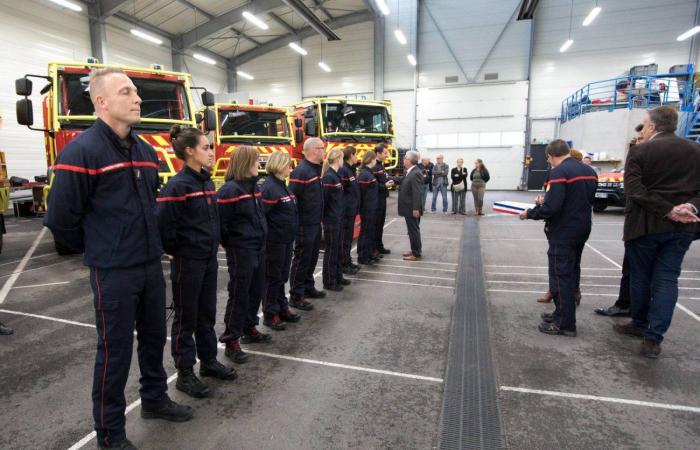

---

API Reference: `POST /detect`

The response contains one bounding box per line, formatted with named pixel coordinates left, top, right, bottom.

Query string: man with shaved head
left=45, top=68, right=192, bottom=450
left=288, top=137, right=327, bottom=310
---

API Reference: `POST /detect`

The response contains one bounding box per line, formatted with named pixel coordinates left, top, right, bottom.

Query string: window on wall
left=418, top=131, right=524, bottom=148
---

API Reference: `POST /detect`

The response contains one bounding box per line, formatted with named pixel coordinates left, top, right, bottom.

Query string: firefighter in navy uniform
left=358, top=151, right=380, bottom=265
left=217, top=146, right=271, bottom=365
left=156, top=126, right=237, bottom=399
left=261, top=151, right=302, bottom=331
left=321, top=148, right=351, bottom=291
left=288, top=138, right=327, bottom=310
left=373, top=143, right=392, bottom=256
left=45, top=68, right=191, bottom=450
left=520, top=139, right=597, bottom=337
left=339, top=147, right=360, bottom=274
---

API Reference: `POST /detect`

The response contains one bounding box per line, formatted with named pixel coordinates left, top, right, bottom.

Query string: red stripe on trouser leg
left=226, top=251, right=238, bottom=334
left=174, top=257, right=184, bottom=368
left=95, top=268, right=108, bottom=438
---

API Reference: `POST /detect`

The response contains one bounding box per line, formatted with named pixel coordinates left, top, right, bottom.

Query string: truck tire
left=54, top=239, right=79, bottom=256
left=593, top=201, right=608, bottom=213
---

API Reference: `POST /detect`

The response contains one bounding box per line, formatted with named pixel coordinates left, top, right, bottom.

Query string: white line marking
left=486, top=280, right=700, bottom=291
left=486, top=289, right=700, bottom=304
left=0, top=259, right=74, bottom=280
left=585, top=242, right=622, bottom=269
left=355, top=270, right=454, bottom=281
left=11, top=281, right=70, bottom=290
left=676, top=303, right=700, bottom=323
left=500, top=386, right=700, bottom=414
left=0, top=308, right=95, bottom=328
left=383, top=233, right=460, bottom=240
left=484, top=272, right=700, bottom=282
left=67, top=372, right=180, bottom=450
left=381, top=258, right=458, bottom=266
left=0, top=228, right=48, bottom=304
left=484, top=264, right=621, bottom=271
left=345, top=276, right=453, bottom=289
left=375, top=263, right=457, bottom=273
left=481, top=238, right=621, bottom=242
left=0, top=252, right=55, bottom=267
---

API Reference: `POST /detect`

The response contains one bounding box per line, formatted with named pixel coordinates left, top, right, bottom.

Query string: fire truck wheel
left=54, top=239, right=79, bottom=256
left=593, top=202, right=608, bottom=213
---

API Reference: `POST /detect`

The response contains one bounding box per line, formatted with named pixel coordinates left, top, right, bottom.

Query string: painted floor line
left=383, top=233, right=460, bottom=240
left=0, top=252, right=56, bottom=267
left=484, top=272, right=700, bottom=282
left=381, top=258, right=458, bottom=266
left=0, top=259, right=75, bottom=280
left=11, top=281, right=70, bottom=289
left=0, top=228, right=48, bottom=304
left=481, top=238, right=621, bottom=242
left=486, top=280, right=700, bottom=291
left=345, top=276, right=453, bottom=289
left=353, top=270, right=454, bottom=281
left=376, top=263, right=457, bottom=273
left=484, top=264, right=621, bottom=271
left=500, top=386, right=700, bottom=414
left=585, top=242, right=623, bottom=269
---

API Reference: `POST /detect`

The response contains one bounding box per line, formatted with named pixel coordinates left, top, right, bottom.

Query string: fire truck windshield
left=58, top=73, right=191, bottom=126
left=219, top=110, right=290, bottom=139
left=323, top=103, right=389, bottom=134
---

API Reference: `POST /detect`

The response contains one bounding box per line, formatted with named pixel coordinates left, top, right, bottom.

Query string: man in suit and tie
left=397, top=150, right=424, bottom=261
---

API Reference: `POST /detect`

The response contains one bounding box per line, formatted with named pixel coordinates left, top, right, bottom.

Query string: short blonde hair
left=361, top=150, right=376, bottom=167
left=88, top=67, right=127, bottom=103
left=225, top=145, right=259, bottom=181
left=266, top=151, right=291, bottom=179
left=321, top=148, right=344, bottom=177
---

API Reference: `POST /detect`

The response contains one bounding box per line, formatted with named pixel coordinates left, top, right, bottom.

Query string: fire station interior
left=1, top=1, right=699, bottom=449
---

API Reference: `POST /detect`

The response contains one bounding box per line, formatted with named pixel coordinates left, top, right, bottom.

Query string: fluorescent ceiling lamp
left=375, top=0, right=390, bottom=16
left=559, top=39, right=573, bottom=52
left=582, top=6, right=601, bottom=26
left=242, top=11, right=269, bottom=30
left=193, top=53, right=217, bottom=65
left=407, top=54, right=417, bottom=66
left=677, top=26, right=700, bottom=41
left=48, top=0, right=82, bottom=11
left=130, top=29, right=163, bottom=45
left=237, top=71, right=254, bottom=80
left=318, top=62, right=332, bottom=73
left=289, top=42, right=308, bottom=55
left=394, top=29, right=407, bottom=45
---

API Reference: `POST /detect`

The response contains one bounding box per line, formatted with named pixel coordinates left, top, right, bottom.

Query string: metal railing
left=560, top=71, right=694, bottom=123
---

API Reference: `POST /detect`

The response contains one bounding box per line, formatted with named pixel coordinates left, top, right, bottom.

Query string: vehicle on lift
left=593, top=169, right=624, bottom=212
left=202, top=101, right=295, bottom=186
left=14, top=59, right=216, bottom=254
left=290, top=98, right=399, bottom=170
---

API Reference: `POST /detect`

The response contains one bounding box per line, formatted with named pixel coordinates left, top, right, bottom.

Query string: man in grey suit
left=398, top=150, right=424, bottom=261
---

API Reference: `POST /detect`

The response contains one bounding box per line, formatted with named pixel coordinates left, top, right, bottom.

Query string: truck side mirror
left=203, top=109, right=216, bottom=132
left=195, top=113, right=203, bottom=124
left=295, top=129, right=304, bottom=144
left=16, top=99, right=34, bottom=126
left=201, top=91, right=215, bottom=107
left=15, top=78, right=33, bottom=96
left=305, top=118, right=317, bottom=137
left=294, top=118, right=302, bottom=128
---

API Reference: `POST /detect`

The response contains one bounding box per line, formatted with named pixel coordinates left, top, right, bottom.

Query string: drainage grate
left=437, top=218, right=505, bottom=449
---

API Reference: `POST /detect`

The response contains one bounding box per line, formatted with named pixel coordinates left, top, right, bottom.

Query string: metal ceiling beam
left=88, top=2, right=109, bottom=62
left=230, top=26, right=262, bottom=46
left=281, top=0, right=340, bottom=40
left=175, top=0, right=282, bottom=50
left=232, top=10, right=372, bottom=66
left=268, top=11, right=297, bottom=34
left=311, top=0, right=333, bottom=20
left=472, top=2, right=522, bottom=82
left=362, top=0, right=382, bottom=17
left=97, top=0, right=131, bottom=19
left=174, top=0, right=214, bottom=20
left=423, top=2, right=470, bottom=83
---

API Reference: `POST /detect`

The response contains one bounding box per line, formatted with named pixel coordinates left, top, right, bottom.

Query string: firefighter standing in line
left=339, top=146, right=361, bottom=275
left=288, top=138, right=327, bottom=310
left=156, top=125, right=237, bottom=399
left=358, top=150, right=380, bottom=265
left=45, top=68, right=192, bottom=450
left=322, top=148, right=351, bottom=291
left=519, top=139, right=597, bottom=336
left=217, top=146, right=271, bottom=365
left=373, top=143, right=393, bottom=257
left=261, top=151, right=302, bottom=331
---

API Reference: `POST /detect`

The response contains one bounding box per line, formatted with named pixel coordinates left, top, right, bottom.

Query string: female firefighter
left=156, top=125, right=237, bottom=399
left=321, top=148, right=350, bottom=291
left=357, top=150, right=379, bottom=266
left=260, top=151, right=302, bottom=331
left=217, top=145, right=270, bottom=365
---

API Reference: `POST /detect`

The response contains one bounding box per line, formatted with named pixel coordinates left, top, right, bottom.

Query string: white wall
left=0, top=0, right=90, bottom=179
left=416, top=81, right=528, bottom=189
left=530, top=0, right=696, bottom=140
left=236, top=46, right=302, bottom=105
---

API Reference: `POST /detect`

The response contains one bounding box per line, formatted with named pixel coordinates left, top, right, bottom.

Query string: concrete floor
left=1, top=192, right=698, bottom=450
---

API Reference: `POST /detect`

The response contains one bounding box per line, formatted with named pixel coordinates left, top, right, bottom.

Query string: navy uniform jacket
left=322, top=167, right=344, bottom=225
left=156, top=166, right=219, bottom=259
left=372, top=161, right=389, bottom=198
left=358, top=166, right=379, bottom=216
left=217, top=178, right=268, bottom=250
left=338, top=162, right=360, bottom=217
left=261, top=175, right=298, bottom=244
left=289, top=159, right=323, bottom=226
left=527, top=157, right=598, bottom=242
left=45, top=118, right=163, bottom=269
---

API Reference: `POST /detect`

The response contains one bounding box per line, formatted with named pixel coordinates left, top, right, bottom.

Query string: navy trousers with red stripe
left=262, top=240, right=293, bottom=316
left=358, top=214, right=376, bottom=262
left=89, top=260, right=168, bottom=447
left=375, top=195, right=387, bottom=251
left=170, top=254, right=218, bottom=369
left=289, top=224, right=322, bottom=297
left=323, top=222, right=343, bottom=287
left=220, top=246, right=264, bottom=343
left=341, top=214, right=356, bottom=267
left=548, top=240, right=586, bottom=332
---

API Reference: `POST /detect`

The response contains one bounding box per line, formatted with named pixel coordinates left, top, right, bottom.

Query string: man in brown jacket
left=613, top=106, right=700, bottom=358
